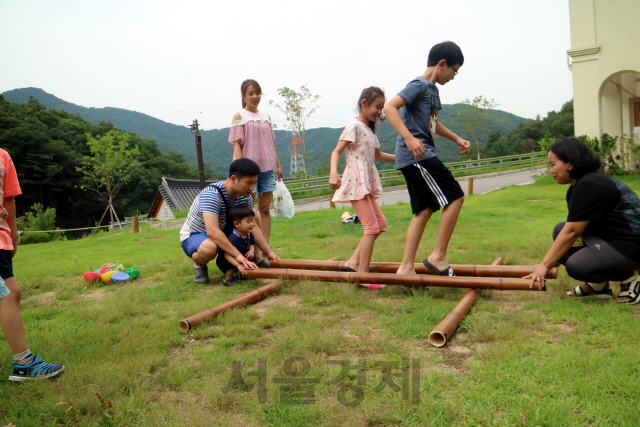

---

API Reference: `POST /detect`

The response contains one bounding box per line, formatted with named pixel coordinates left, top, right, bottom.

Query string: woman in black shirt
left=525, top=138, right=640, bottom=304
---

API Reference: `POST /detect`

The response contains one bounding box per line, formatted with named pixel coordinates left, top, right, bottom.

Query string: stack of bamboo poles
left=179, top=258, right=556, bottom=346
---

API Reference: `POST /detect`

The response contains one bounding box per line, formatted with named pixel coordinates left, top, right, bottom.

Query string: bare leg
left=257, top=192, right=273, bottom=246
left=0, top=276, right=28, bottom=355
left=344, top=240, right=362, bottom=271
left=397, top=208, right=433, bottom=275
left=356, top=234, right=380, bottom=273
left=192, top=239, right=218, bottom=268
left=426, top=197, right=464, bottom=271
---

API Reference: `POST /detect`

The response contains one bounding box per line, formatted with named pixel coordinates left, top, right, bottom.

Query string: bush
left=17, top=203, right=60, bottom=244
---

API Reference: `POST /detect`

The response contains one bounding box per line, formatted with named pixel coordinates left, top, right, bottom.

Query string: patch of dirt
left=25, top=291, right=56, bottom=305
left=253, top=293, right=302, bottom=317
left=136, top=237, right=170, bottom=241
left=81, top=288, right=107, bottom=301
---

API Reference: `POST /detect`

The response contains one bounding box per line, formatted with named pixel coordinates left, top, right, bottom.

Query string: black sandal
left=422, top=259, right=454, bottom=276
left=223, top=276, right=241, bottom=287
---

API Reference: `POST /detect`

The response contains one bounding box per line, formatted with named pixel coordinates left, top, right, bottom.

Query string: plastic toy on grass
left=82, top=262, right=141, bottom=284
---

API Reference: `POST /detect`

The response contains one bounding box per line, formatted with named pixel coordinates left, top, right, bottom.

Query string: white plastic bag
left=273, top=180, right=295, bottom=219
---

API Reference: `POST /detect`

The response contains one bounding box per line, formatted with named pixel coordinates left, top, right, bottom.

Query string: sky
left=0, top=0, right=574, bottom=131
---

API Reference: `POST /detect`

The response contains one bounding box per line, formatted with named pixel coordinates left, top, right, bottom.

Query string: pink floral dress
left=332, top=121, right=383, bottom=203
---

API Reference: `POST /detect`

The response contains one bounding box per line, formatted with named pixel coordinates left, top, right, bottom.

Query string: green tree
left=77, top=130, right=141, bottom=227
left=16, top=203, right=58, bottom=244
left=269, top=85, right=320, bottom=176
left=453, top=96, right=500, bottom=160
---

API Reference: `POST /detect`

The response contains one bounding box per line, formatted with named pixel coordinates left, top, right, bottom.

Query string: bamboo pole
left=241, top=268, right=545, bottom=291
left=269, top=259, right=557, bottom=279
left=427, top=257, right=504, bottom=348
left=178, top=280, right=284, bottom=332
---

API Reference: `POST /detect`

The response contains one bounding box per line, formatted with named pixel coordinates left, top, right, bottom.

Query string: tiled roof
left=148, top=177, right=220, bottom=218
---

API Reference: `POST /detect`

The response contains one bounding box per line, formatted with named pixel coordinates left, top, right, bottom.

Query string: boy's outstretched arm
left=435, top=122, right=471, bottom=154
left=224, top=251, right=247, bottom=275
left=384, top=96, right=426, bottom=160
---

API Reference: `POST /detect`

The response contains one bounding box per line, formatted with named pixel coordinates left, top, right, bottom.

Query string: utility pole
left=190, top=119, right=206, bottom=190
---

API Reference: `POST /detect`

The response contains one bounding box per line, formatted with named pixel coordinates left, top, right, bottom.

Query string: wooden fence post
left=133, top=216, right=139, bottom=233
left=468, top=177, right=474, bottom=196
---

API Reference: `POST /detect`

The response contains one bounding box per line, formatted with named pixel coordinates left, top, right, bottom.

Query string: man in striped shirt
left=180, top=159, right=280, bottom=284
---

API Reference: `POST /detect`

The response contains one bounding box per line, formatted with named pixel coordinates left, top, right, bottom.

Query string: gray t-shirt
left=394, top=77, right=442, bottom=169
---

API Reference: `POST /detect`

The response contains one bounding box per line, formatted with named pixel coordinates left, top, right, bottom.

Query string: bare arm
left=5, top=196, right=17, bottom=258
left=203, top=212, right=257, bottom=270
left=232, top=112, right=243, bottom=159
left=375, top=149, right=395, bottom=163
left=251, top=222, right=280, bottom=263
left=267, top=114, right=284, bottom=180
left=524, top=221, right=589, bottom=289
left=329, top=140, right=351, bottom=190
left=245, top=244, right=255, bottom=261
left=275, top=156, right=283, bottom=180
left=435, top=121, right=470, bottom=154
left=383, top=95, right=426, bottom=159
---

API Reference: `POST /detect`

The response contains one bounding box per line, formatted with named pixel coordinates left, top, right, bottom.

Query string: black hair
left=427, top=41, right=464, bottom=68
left=229, top=158, right=260, bottom=179
left=229, top=206, right=255, bottom=224
left=548, top=137, right=602, bottom=179
left=356, top=87, right=386, bottom=134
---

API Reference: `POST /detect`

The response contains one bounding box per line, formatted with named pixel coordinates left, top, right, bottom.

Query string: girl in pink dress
left=229, top=80, right=284, bottom=262
left=329, top=87, right=395, bottom=289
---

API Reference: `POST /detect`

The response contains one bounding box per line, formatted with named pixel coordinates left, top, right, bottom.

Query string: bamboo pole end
left=428, top=330, right=447, bottom=348
left=179, top=319, right=191, bottom=333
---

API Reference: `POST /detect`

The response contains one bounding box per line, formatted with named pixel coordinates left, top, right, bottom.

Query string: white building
left=568, top=0, right=640, bottom=169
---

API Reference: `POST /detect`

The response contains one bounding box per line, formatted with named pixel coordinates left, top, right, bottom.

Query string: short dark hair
left=229, top=206, right=255, bottom=224
left=229, top=158, right=260, bottom=179
left=548, top=137, right=602, bottom=179
left=427, top=41, right=464, bottom=67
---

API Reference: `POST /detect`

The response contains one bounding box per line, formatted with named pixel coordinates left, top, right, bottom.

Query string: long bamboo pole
left=269, top=259, right=557, bottom=279
left=428, top=257, right=504, bottom=348
left=241, top=268, right=545, bottom=291
left=178, top=280, right=284, bottom=333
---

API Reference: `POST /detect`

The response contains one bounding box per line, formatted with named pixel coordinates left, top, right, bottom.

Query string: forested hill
left=3, top=88, right=530, bottom=175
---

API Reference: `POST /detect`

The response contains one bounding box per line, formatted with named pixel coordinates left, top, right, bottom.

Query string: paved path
left=294, top=167, right=546, bottom=212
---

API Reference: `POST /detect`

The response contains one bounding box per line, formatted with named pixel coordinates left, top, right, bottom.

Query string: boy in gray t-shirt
left=384, top=41, right=471, bottom=277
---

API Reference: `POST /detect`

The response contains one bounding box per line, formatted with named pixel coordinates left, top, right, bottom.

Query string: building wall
left=568, top=0, right=640, bottom=139
left=156, top=200, right=176, bottom=221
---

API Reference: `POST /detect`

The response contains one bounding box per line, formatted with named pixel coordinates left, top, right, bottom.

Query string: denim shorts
left=255, top=170, right=276, bottom=194
left=180, top=227, right=234, bottom=258
left=0, top=250, right=13, bottom=299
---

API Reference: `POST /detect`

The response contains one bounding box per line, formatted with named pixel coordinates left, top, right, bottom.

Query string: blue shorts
left=0, top=251, right=13, bottom=299
left=255, top=170, right=276, bottom=194
left=180, top=227, right=234, bottom=258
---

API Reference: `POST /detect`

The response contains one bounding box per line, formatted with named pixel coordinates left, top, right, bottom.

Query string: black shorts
left=0, top=250, right=14, bottom=280
left=400, top=157, right=464, bottom=214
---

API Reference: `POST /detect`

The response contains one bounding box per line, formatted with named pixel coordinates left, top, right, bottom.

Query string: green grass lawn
left=2, top=175, right=640, bottom=426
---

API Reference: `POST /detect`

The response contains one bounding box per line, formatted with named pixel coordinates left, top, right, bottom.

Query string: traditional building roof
left=148, top=177, right=220, bottom=219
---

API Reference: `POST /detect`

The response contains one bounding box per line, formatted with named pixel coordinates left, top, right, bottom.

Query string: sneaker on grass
left=194, top=267, right=210, bottom=284
left=256, top=258, right=270, bottom=268
left=9, top=355, right=65, bottom=382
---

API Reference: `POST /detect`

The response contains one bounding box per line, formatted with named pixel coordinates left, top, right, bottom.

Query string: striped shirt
left=179, top=181, right=254, bottom=241
left=229, top=109, right=278, bottom=173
